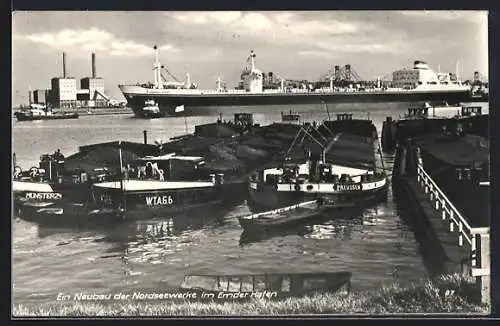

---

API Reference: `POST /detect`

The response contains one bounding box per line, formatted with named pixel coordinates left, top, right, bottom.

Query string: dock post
left=13, top=152, right=16, bottom=170
left=476, top=233, right=490, bottom=305
left=143, top=130, right=148, bottom=144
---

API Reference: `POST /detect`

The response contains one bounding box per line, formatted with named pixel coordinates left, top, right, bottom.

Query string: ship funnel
left=91, top=53, right=96, bottom=78
left=62, top=52, right=67, bottom=78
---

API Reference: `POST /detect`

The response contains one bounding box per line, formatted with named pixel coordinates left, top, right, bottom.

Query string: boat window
left=303, top=277, right=327, bottom=291
left=181, top=275, right=218, bottom=291
left=240, top=277, right=253, bottom=291
left=228, top=277, right=241, bottom=291
left=281, top=276, right=291, bottom=292
left=215, top=276, right=229, bottom=291
left=253, top=276, right=266, bottom=291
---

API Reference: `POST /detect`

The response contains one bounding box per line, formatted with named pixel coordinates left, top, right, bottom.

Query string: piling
left=143, top=130, right=148, bottom=144
left=13, top=152, right=16, bottom=170
left=381, top=117, right=395, bottom=152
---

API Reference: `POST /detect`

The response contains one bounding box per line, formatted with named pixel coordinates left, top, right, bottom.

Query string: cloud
left=171, top=11, right=360, bottom=37
left=399, top=10, right=486, bottom=21
left=297, top=50, right=334, bottom=58
left=23, top=28, right=178, bottom=57
left=170, top=11, right=242, bottom=25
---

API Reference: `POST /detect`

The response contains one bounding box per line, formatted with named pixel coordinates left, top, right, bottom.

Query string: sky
left=12, top=11, right=489, bottom=106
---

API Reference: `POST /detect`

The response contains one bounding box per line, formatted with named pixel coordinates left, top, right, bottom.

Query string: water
left=12, top=102, right=485, bottom=306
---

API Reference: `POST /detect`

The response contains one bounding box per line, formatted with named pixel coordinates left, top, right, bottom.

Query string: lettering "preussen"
left=335, top=184, right=361, bottom=191
left=145, top=195, right=174, bottom=206
left=25, top=192, right=63, bottom=200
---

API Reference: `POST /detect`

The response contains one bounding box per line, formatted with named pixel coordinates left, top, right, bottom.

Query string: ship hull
left=120, top=85, right=479, bottom=117
left=15, top=113, right=79, bottom=121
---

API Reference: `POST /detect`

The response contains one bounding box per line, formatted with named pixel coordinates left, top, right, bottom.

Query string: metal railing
left=416, top=162, right=490, bottom=304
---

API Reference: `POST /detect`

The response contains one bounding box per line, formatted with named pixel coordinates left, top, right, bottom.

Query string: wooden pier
left=416, top=162, right=490, bottom=304
left=392, top=135, right=490, bottom=305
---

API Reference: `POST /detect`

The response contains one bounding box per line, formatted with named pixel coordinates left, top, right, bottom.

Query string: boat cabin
left=281, top=110, right=300, bottom=124
left=132, top=153, right=208, bottom=182
left=259, top=160, right=379, bottom=187
left=461, top=106, right=482, bottom=117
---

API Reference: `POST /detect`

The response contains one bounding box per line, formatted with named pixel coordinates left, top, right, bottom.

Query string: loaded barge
left=387, top=103, right=490, bottom=304
left=119, top=47, right=480, bottom=117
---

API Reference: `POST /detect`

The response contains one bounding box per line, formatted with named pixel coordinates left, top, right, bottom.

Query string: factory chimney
left=62, top=52, right=67, bottom=78
left=92, top=53, right=96, bottom=78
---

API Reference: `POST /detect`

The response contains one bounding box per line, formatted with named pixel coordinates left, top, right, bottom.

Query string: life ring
left=13, top=166, right=22, bottom=179
left=29, top=167, right=39, bottom=179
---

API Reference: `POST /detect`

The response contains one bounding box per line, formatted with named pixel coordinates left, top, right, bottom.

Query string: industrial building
left=30, top=52, right=112, bottom=109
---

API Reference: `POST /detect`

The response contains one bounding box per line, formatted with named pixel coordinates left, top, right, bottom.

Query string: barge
left=179, top=271, right=352, bottom=299
left=389, top=105, right=489, bottom=228
left=247, top=113, right=389, bottom=211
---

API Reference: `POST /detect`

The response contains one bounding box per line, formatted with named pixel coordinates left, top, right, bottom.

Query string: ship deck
left=413, top=133, right=489, bottom=227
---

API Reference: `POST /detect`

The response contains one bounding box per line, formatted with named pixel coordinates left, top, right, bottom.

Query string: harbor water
left=12, top=102, right=488, bottom=305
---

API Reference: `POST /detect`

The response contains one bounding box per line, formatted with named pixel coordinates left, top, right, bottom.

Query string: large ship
left=119, top=46, right=478, bottom=117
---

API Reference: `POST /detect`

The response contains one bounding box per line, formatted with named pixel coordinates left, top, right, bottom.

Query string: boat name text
left=25, top=192, right=62, bottom=200
left=334, top=184, right=362, bottom=191
left=146, top=195, right=174, bottom=206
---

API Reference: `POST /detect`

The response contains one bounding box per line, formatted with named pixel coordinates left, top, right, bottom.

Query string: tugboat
left=140, top=100, right=165, bottom=119
left=248, top=113, right=389, bottom=212
left=179, top=271, right=352, bottom=299
left=14, top=104, right=79, bottom=122
left=90, top=148, right=244, bottom=219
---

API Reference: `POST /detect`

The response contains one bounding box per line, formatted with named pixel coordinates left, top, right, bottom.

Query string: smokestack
left=62, top=52, right=67, bottom=78
left=92, top=53, right=96, bottom=78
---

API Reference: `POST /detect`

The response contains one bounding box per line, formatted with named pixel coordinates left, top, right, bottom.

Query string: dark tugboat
left=179, top=271, right=352, bottom=300
left=12, top=142, right=160, bottom=218
left=90, top=150, right=244, bottom=219
left=247, top=113, right=389, bottom=213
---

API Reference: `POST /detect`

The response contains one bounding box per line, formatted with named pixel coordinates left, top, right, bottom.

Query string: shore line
left=12, top=274, right=489, bottom=316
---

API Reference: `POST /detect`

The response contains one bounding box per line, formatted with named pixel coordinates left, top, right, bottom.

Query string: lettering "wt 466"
left=145, top=195, right=174, bottom=206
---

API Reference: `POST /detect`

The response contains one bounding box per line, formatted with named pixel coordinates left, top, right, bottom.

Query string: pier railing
left=416, top=163, right=490, bottom=304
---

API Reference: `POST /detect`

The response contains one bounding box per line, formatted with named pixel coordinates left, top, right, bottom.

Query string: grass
left=13, top=274, right=490, bottom=317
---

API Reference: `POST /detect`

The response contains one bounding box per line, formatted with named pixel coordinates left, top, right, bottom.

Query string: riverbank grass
left=14, top=274, right=489, bottom=316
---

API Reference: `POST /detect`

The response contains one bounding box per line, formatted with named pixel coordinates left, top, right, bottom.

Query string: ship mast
left=249, top=50, right=256, bottom=71
left=153, top=45, right=163, bottom=89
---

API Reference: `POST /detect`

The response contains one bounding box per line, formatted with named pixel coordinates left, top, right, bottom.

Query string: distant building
left=50, top=77, right=77, bottom=108
left=80, top=77, right=109, bottom=107
left=33, top=89, right=49, bottom=105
